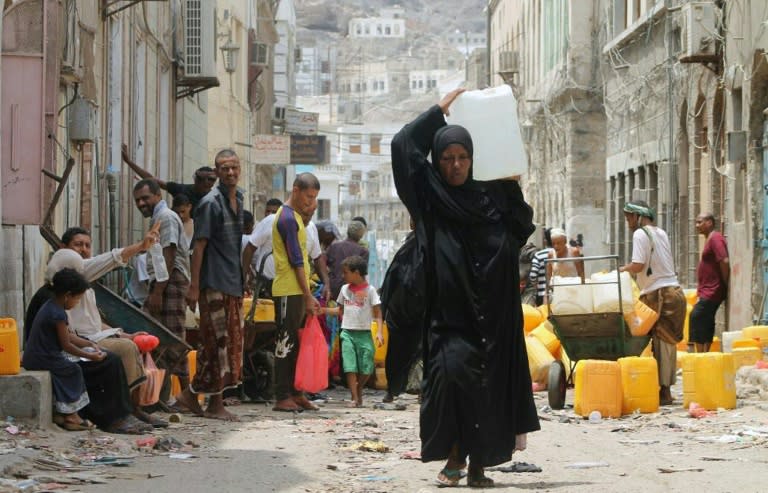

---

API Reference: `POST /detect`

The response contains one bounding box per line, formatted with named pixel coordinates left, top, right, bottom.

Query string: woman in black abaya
left=390, top=88, right=540, bottom=487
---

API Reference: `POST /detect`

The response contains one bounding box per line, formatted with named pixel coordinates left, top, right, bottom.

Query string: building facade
left=488, top=0, right=607, bottom=258
left=486, top=0, right=766, bottom=331
left=348, top=7, right=406, bottom=39
left=207, top=0, right=279, bottom=215
left=598, top=0, right=757, bottom=331
left=274, top=0, right=297, bottom=110
left=0, top=0, right=280, bottom=336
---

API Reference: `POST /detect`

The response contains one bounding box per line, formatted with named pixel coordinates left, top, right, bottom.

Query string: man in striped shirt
left=527, top=228, right=553, bottom=306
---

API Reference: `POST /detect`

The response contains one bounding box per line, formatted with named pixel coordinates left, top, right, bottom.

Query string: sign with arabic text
left=285, top=109, right=319, bottom=135
left=290, top=135, right=327, bottom=165
left=253, top=135, right=291, bottom=164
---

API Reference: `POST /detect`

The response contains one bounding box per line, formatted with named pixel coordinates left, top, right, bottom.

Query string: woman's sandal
left=54, top=414, right=94, bottom=431
left=436, top=468, right=463, bottom=487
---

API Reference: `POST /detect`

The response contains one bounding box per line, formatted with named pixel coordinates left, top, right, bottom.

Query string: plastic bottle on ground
left=588, top=410, right=602, bottom=423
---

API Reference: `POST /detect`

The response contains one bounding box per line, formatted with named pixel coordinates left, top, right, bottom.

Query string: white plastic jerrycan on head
left=445, top=85, right=528, bottom=181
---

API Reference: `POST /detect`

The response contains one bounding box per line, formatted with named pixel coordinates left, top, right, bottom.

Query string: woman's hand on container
left=439, top=88, right=466, bottom=116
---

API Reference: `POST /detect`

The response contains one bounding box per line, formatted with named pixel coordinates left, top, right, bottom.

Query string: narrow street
left=2, top=379, right=767, bottom=493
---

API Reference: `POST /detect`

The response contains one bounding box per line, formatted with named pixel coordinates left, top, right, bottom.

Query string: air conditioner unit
left=183, top=0, right=216, bottom=78
left=680, top=2, right=717, bottom=58
left=499, top=51, right=519, bottom=73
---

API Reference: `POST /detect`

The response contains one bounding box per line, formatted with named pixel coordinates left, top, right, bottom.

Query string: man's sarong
left=145, top=269, right=190, bottom=376
left=190, top=289, right=243, bottom=395
left=640, top=286, right=686, bottom=344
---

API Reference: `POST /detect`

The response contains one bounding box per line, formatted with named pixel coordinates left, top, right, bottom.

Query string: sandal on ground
left=272, top=405, right=302, bottom=413
left=57, top=419, right=95, bottom=431
left=467, top=472, right=495, bottom=488
left=436, top=468, right=463, bottom=487
left=135, top=410, right=169, bottom=428
left=293, top=395, right=319, bottom=411
left=106, top=415, right=153, bottom=434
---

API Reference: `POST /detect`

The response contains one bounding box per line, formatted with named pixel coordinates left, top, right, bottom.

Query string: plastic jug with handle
left=0, top=318, right=20, bottom=375
left=446, top=85, right=528, bottom=180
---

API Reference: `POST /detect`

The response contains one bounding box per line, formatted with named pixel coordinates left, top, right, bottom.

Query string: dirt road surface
left=1, top=381, right=767, bottom=493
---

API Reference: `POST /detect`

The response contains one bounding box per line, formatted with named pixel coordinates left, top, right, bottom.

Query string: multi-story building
left=486, top=0, right=766, bottom=331
left=600, top=0, right=768, bottom=331
left=445, top=30, right=487, bottom=56
left=348, top=7, right=406, bottom=39
left=295, top=44, right=334, bottom=97
left=313, top=121, right=411, bottom=283
left=0, top=0, right=278, bottom=334
left=336, top=60, right=392, bottom=100
left=408, top=70, right=449, bottom=94
left=273, top=0, right=297, bottom=110
left=488, top=0, right=607, bottom=259
left=207, top=0, right=279, bottom=215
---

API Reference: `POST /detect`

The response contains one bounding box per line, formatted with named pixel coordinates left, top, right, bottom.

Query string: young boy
left=326, top=255, right=383, bottom=407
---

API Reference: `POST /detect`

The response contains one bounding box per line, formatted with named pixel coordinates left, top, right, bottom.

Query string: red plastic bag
left=138, top=352, right=166, bottom=406
left=294, top=316, right=329, bottom=393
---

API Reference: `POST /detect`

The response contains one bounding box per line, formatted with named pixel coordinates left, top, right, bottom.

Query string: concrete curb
left=0, top=370, right=52, bottom=429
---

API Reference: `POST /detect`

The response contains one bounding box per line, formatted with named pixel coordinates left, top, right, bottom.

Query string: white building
left=295, top=44, right=334, bottom=97
left=336, top=61, right=391, bottom=99
left=273, top=0, right=297, bottom=109
left=348, top=7, right=406, bottom=39
left=446, top=30, right=487, bottom=56
left=409, top=69, right=449, bottom=94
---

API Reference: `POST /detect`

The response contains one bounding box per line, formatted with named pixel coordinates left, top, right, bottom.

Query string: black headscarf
left=432, top=125, right=474, bottom=181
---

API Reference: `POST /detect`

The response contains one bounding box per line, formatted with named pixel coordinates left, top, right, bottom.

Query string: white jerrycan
left=446, top=85, right=528, bottom=181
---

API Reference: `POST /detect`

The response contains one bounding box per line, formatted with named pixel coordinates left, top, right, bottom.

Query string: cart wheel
left=242, top=349, right=274, bottom=401
left=548, top=360, right=566, bottom=410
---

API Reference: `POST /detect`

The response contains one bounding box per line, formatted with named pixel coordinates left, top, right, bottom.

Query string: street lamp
left=220, top=38, right=240, bottom=73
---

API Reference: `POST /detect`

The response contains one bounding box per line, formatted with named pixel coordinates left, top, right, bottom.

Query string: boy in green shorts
left=325, top=256, right=383, bottom=407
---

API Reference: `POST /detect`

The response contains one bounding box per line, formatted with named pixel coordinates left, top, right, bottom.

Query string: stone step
left=0, top=370, right=52, bottom=429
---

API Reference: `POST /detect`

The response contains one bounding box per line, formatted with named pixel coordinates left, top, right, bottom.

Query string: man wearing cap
left=619, top=200, right=686, bottom=406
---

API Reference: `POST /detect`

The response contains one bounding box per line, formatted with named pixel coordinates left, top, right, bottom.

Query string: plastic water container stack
left=572, top=357, right=660, bottom=418
left=523, top=305, right=568, bottom=387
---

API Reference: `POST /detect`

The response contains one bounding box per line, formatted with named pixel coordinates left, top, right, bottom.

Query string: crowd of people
left=19, top=90, right=729, bottom=489
left=21, top=146, right=385, bottom=431
left=523, top=205, right=729, bottom=408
